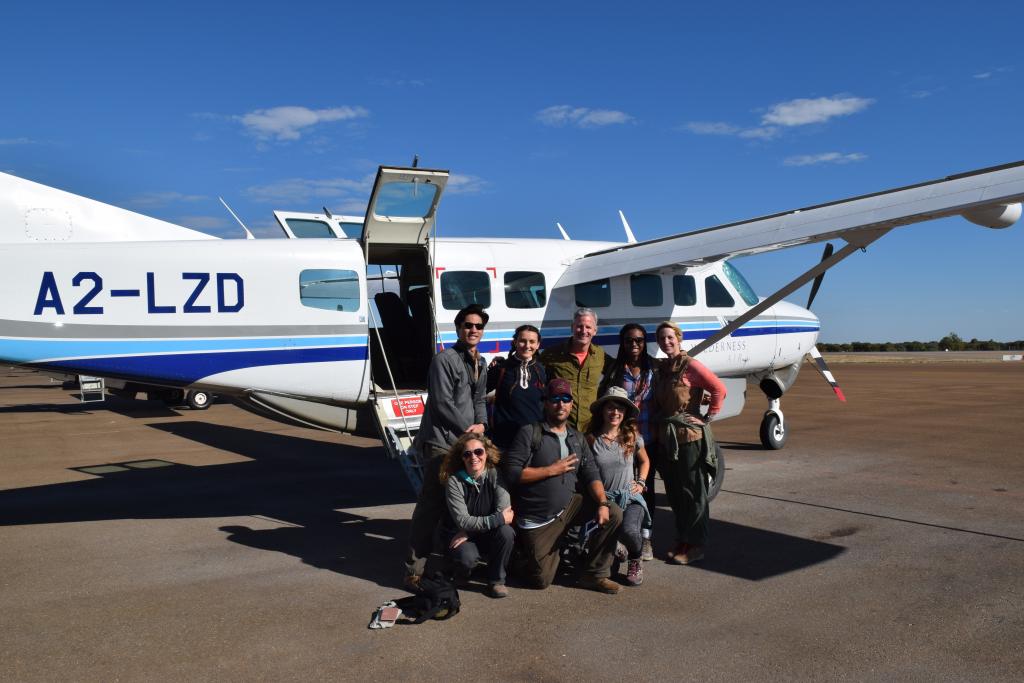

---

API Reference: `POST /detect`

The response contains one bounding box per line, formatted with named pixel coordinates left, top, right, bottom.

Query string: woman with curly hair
left=586, top=387, right=651, bottom=586
left=652, top=320, right=726, bottom=566
left=439, top=433, right=515, bottom=598
left=599, top=322, right=658, bottom=560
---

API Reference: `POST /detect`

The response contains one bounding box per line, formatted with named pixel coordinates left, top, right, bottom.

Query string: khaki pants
left=514, top=494, right=623, bottom=588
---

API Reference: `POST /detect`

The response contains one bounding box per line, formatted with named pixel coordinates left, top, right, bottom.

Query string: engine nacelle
left=962, top=202, right=1021, bottom=229
left=752, top=362, right=803, bottom=399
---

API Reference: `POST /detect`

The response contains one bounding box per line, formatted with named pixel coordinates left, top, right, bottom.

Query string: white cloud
left=127, top=191, right=207, bottom=208
left=536, top=105, right=634, bottom=128
left=244, top=176, right=373, bottom=205
left=762, top=95, right=874, bottom=127
left=446, top=173, right=488, bottom=194
left=783, top=152, right=867, bottom=167
left=973, top=72, right=992, bottom=80
left=682, top=121, right=779, bottom=140
left=0, top=137, right=35, bottom=145
left=237, top=105, right=369, bottom=141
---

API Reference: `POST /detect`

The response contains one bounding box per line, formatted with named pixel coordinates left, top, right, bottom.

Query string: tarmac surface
left=1, top=361, right=1022, bottom=681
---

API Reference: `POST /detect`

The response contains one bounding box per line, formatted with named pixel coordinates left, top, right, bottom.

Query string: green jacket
left=539, top=340, right=613, bottom=432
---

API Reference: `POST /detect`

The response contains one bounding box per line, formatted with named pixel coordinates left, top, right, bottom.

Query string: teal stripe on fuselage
left=0, top=335, right=368, bottom=364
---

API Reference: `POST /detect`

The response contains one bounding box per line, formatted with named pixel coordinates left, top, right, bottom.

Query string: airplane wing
left=554, top=160, right=1024, bottom=288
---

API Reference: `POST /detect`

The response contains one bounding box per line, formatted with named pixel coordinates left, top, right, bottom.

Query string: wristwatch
left=597, top=500, right=611, bottom=508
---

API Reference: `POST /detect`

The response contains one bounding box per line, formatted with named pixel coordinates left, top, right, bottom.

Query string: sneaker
left=486, top=583, right=509, bottom=599
left=641, top=539, right=654, bottom=562
left=674, top=544, right=705, bottom=565
left=578, top=575, right=621, bottom=594
left=626, top=559, right=643, bottom=586
left=615, top=542, right=628, bottom=562
left=667, top=542, right=689, bottom=565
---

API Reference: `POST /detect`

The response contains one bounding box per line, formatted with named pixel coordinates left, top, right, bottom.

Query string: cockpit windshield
left=722, top=261, right=758, bottom=305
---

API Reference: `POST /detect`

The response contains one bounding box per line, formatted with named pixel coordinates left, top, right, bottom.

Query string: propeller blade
left=806, top=242, right=834, bottom=308
left=806, top=345, right=846, bottom=402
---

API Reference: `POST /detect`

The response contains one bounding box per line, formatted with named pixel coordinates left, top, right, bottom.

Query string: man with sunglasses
left=502, top=378, right=623, bottom=594
left=404, top=304, right=490, bottom=591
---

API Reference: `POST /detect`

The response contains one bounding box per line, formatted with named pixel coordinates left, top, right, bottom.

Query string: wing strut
left=688, top=228, right=888, bottom=358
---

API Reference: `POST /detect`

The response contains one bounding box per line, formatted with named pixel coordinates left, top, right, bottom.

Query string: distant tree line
left=819, top=332, right=1023, bottom=352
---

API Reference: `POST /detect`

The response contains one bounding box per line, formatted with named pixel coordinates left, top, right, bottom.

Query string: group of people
left=403, top=304, right=726, bottom=598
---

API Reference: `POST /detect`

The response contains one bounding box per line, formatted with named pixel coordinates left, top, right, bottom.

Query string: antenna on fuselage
left=556, top=222, right=571, bottom=240
left=323, top=206, right=333, bottom=219
left=218, top=197, right=255, bottom=239
left=412, top=154, right=419, bottom=168
left=619, top=210, right=638, bottom=243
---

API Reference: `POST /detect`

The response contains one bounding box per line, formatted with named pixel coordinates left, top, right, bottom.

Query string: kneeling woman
left=587, top=387, right=651, bottom=586
left=440, top=433, right=515, bottom=598
left=653, top=321, right=725, bottom=565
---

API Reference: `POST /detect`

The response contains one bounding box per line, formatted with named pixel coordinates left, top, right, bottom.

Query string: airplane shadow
left=649, top=496, right=845, bottom=581
left=0, top=420, right=844, bottom=587
left=717, top=440, right=765, bottom=451
left=0, top=421, right=416, bottom=590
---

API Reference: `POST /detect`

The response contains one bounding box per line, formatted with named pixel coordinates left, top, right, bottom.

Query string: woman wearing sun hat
left=586, top=386, right=651, bottom=586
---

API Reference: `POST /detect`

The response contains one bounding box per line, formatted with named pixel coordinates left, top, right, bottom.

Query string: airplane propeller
left=804, top=242, right=846, bottom=402
left=806, top=242, right=834, bottom=308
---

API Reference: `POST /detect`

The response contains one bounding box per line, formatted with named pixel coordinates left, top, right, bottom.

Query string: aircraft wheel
left=708, top=444, right=725, bottom=501
left=759, top=412, right=788, bottom=450
left=186, top=390, right=211, bottom=410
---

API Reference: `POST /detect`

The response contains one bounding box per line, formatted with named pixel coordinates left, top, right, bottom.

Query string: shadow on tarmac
left=0, top=420, right=846, bottom=586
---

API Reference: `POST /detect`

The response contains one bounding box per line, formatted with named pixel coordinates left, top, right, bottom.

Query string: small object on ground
left=578, top=575, right=621, bottom=594
left=368, top=601, right=402, bottom=629
left=641, top=539, right=654, bottom=562
left=486, top=583, right=509, bottom=599
left=626, top=560, right=643, bottom=586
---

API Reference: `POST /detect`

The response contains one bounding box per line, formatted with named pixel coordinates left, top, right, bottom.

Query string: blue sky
left=1, top=1, right=1021, bottom=342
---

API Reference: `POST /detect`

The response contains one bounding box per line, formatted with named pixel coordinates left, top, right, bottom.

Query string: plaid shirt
left=620, top=365, right=655, bottom=444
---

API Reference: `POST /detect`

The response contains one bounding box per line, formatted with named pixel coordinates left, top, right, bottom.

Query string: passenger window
left=504, top=271, right=546, bottom=309
left=287, top=218, right=334, bottom=238
left=630, top=273, right=663, bottom=307
left=299, top=269, right=360, bottom=311
left=575, top=279, right=611, bottom=308
left=440, top=271, right=491, bottom=310
left=337, top=221, right=363, bottom=238
left=673, top=275, right=696, bottom=306
left=705, top=275, right=735, bottom=308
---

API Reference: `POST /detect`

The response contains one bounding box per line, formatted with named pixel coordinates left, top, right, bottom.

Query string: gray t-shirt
left=591, top=434, right=644, bottom=493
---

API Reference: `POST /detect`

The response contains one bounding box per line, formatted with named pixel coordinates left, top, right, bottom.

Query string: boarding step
left=78, top=375, right=106, bottom=403
left=370, top=391, right=429, bottom=495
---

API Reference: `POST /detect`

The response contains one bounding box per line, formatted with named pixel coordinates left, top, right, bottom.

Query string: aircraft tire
left=759, top=412, right=788, bottom=450
left=708, top=444, right=725, bottom=501
left=187, top=390, right=211, bottom=410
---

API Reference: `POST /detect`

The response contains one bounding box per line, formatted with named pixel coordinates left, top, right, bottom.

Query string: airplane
left=1, top=161, right=1021, bottom=495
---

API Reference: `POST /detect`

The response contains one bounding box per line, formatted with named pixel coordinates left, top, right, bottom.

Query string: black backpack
left=394, top=572, right=461, bottom=624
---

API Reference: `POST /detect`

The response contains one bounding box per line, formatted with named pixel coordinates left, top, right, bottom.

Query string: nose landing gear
left=759, top=399, right=787, bottom=450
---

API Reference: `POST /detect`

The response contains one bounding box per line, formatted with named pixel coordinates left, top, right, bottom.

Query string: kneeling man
left=501, top=378, right=623, bottom=594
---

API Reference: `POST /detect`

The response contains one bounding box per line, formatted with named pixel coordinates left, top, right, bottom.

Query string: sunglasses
left=462, top=322, right=485, bottom=331
left=546, top=394, right=573, bottom=404
left=625, top=337, right=646, bottom=345
left=463, top=447, right=486, bottom=459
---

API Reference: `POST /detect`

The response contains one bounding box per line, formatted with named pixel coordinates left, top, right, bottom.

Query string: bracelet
left=635, top=479, right=647, bottom=491
left=598, top=500, right=611, bottom=508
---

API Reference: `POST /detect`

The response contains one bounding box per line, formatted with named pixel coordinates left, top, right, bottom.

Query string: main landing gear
left=759, top=399, right=788, bottom=450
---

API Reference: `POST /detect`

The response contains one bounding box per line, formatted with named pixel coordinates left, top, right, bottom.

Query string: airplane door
left=360, top=166, right=449, bottom=257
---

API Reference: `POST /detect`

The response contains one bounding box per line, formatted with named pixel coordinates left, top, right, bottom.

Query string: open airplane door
left=360, top=166, right=449, bottom=258
left=360, top=166, right=449, bottom=495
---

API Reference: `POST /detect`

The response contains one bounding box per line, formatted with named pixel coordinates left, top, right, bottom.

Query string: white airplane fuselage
left=0, top=234, right=817, bottom=431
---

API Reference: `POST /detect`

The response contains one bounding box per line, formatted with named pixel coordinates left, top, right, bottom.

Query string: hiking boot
left=626, top=559, right=643, bottom=586
left=578, top=575, right=621, bottom=594
left=402, top=574, right=422, bottom=593
left=486, top=583, right=509, bottom=599
left=675, top=544, right=705, bottom=565
left=615, top=542, right=628, bottom=562
left=641, top=539, right=654, bottom=562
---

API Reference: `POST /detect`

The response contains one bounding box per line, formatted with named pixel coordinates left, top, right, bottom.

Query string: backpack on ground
left=393, top=572, right=461, bottom=624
